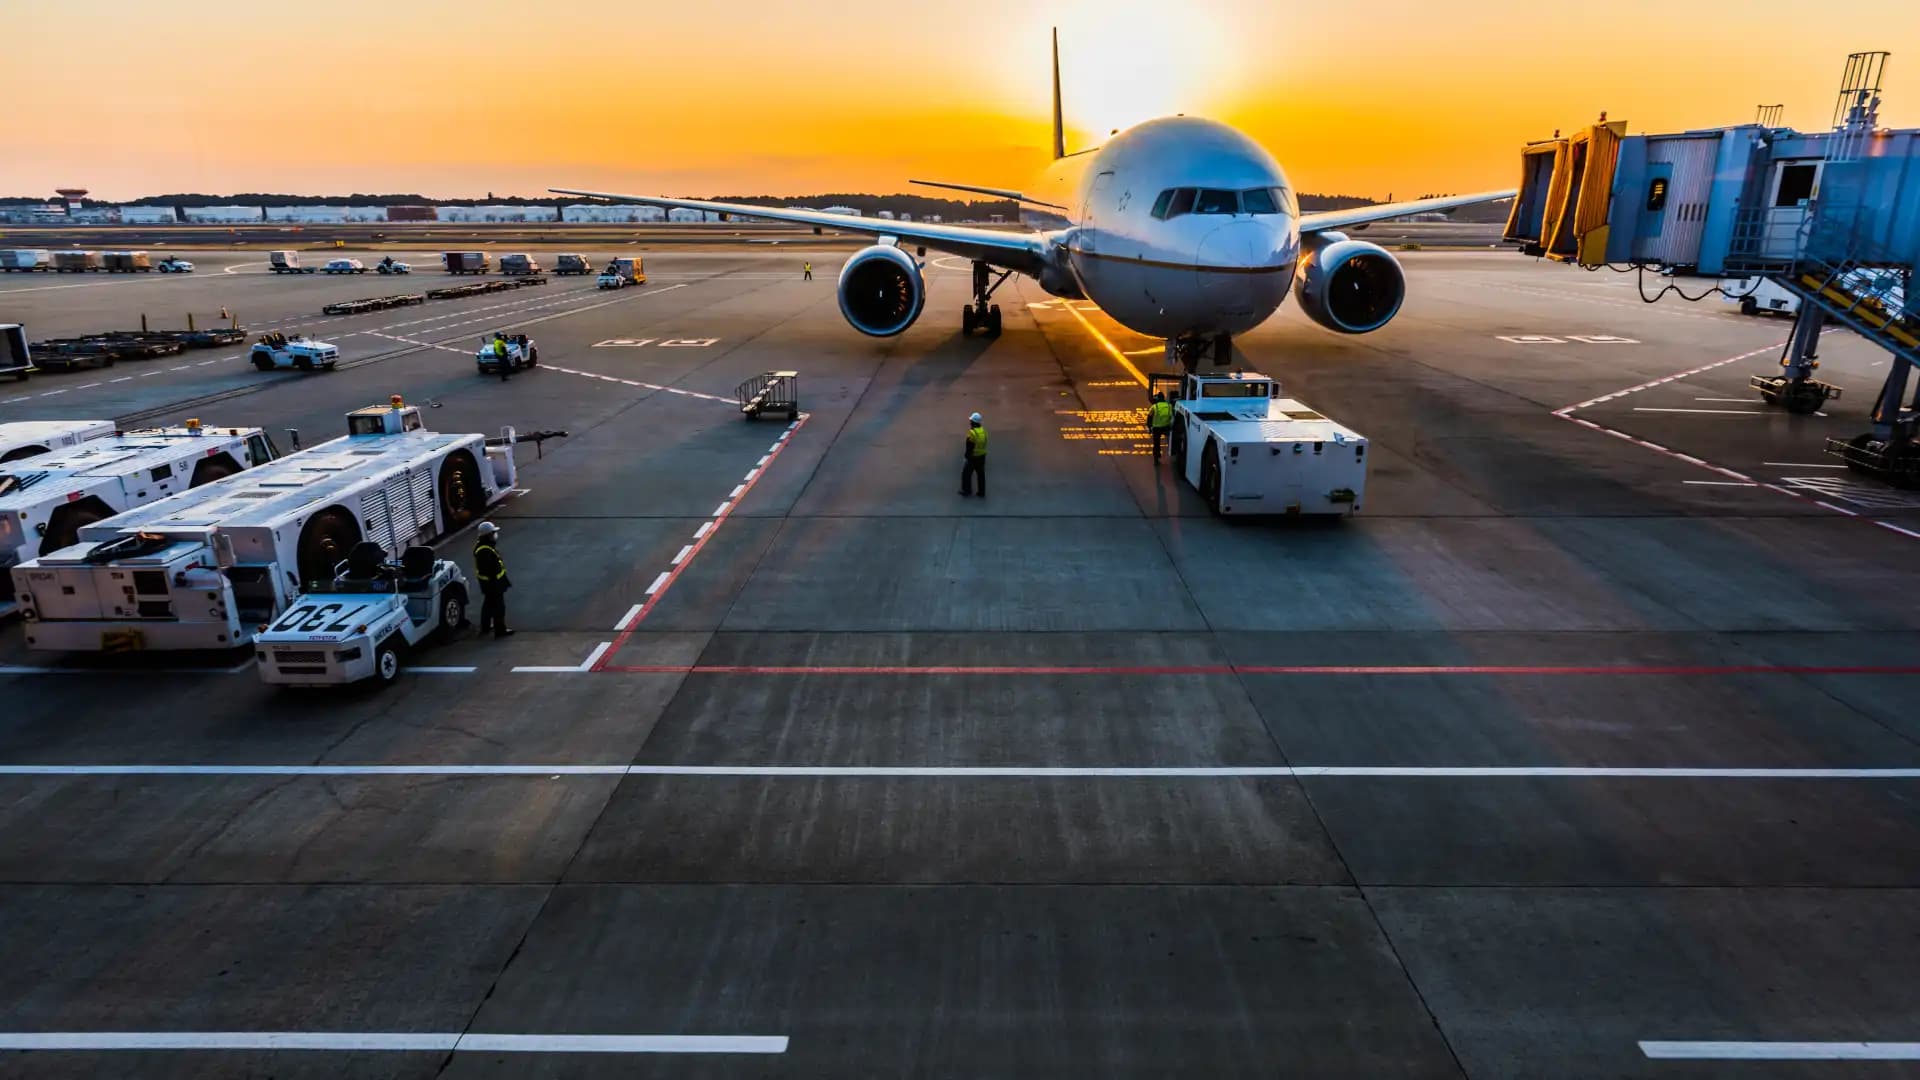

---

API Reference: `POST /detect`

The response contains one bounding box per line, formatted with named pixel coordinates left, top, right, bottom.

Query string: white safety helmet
left=969, top=412, right=982, bottom=424
left=477, top=521, right=499, bottom=536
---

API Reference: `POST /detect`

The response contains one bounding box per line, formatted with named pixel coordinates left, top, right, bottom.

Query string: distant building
left=385, top=205, right=437, bottom=222
left=666, top=207, right=704, bottom=223
left=876, top=210, right=895, bottom=220
left=561, top=203, right=665, bottom=223
left=182, top=205, right=263, bottom=224
left=437, top=204, right=558, bottom=223
left=344, top=206, right=387, bottom=222
left=265, top=205, right=349, bottom=223
left=118, top=205, right=178, bottom=224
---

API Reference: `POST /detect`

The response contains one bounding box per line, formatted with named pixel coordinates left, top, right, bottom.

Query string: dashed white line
left=712, top=501, right=732, bottom=517
left=645, top=571, right=670, bottom=595
left=1641, top=1042, right=1920, bottom=1061
left=693, top=522, right=712, bottom=539
left=0, top=1032, right=788, bottom=1056
left=671, top=545, right=693, bottom=566
left=3, top=764, right=1916, bottom=779
left=615, top=603, right=644, bottom=631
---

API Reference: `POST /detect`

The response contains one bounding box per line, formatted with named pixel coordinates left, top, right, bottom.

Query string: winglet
left=1051, top=28, right=1066, bottom=160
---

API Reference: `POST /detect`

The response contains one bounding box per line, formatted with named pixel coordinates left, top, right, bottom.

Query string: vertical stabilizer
left=1051, top=28, right=1066, bottom=160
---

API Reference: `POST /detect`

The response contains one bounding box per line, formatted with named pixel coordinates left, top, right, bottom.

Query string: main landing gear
left=961, top=260, right=1008, bottom=337
left=1167, top=334, right=1233, bottom=373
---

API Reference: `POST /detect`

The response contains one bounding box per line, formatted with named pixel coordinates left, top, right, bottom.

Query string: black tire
left=39, top=500, right=111, bottom=555
left=189, top=453, right=243, bottom=486
left=989, top=305, right=1002, bottom=336
left=253, top=353, right=274, bottom=371
left=1784, top=385, right=1824, bottom=415
left=1171, top=425, right=1187, bottom=473
left=962, top=306, right=975, bottom=335
left=438, top=451, right=485, bottom=531
left=436, top=587, right=467, bottom=641
left=295, top=357, right=312, bottom=372
left=295, top=508, right=361, bottom=587
left=373, top=641, right=402, bottom=685
left=527, top=347, right=538, bottom=367
left=1200, top=444, right=1223, bottom=516
left=1740, top=296, right=1758, bottom=316
left=1, top=445, right=47, bottom=463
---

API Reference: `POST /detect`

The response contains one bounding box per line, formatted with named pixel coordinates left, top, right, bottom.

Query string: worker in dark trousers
left=803, top=261, right=813, bottom=281
left=1147, top=392, right=1173, bottom=462
left=473, top=521, right=513, bottom=638
left=492, top=333, right=512, bottom=382
left=959, top=411, right=988, bottom=497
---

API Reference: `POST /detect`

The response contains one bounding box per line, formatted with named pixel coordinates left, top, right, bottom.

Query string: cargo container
left=553, top=253, right=592, bottom=275
left=101, top=251, right=153, bottom=273
left=499, top=253, right=542, bottom=276
left=443, top=251, right=491, bottom=275
left=0, top=250, right=50, bottom=272
left=268, top=250, right=317, bottom=274
left=50, top=251, right=102, bottom=273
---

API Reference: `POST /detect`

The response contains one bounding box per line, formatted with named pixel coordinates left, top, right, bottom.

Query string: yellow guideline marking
left=1063, top=302, right=1151, bottom=389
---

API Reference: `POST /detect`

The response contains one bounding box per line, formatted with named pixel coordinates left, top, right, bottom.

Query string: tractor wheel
left=374, top=641, right=402, bottom=685
left=295, top=356, right=312, bottom=372
left=189, top=453, right=243, bottom=486
left=253, top=353, right=274, bottom=370
left=40, top=501, right=111, bottom=555
left=438, top=451, right=485, bottom=531
left=1200, top=445, right=1223, bottom=516
left=295, top=508, right=361, bottom=587
left=436, top=587, right=468, bottom=640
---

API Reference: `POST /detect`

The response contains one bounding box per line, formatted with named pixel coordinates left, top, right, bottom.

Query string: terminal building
left=1505, top=51, right=1920, bottom=482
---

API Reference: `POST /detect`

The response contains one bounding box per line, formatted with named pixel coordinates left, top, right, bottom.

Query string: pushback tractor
left=255, top=540, right=470, bottom=686
left=0, top=420, right=116, bottom=462
left=12, top=398, right=531, bottom=653
left=1155, top=371, right=1368, bottom=517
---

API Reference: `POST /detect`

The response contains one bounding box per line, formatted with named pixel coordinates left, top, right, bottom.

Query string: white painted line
left=579, top=642, right=611, bottom=670
left=7, top=765, right=1915, bottom=779
left=1683, top=480, right=1758, bottom=486
left=645, top=571, right=670, bottom=595
left=743, top=468, right=759, bottom=481
left=1765, top=462, right=1848, bottom=469
left=407, top=666, right=478, bottom=674
left=729, top=484, right=746, bottom=499
left=1694, top=397, right=1758, bottom=403
left=37, top=389, right=66, bottom=397
left=509, top=666, right=596, bottom=674
left=713, top=501, right=732, bottom=517
left=1632, top=407, right=1767, bottom=415
left=0, top=1032, right=788, bottom=1055
left=616, top=603, right=644, bottom=631
left=1814, top=501, right=1860, bottom=516
left=76, top=382, right=100, bottom=390
left=108, top=376, right=131, bottom=383
left=1876, top=521, right=1920, bottom=540
left=757, top=455, right=771, bottom=467
left=671, top=545, right=693, bottom=566
left=1641, top=1042, right=1920, bottom=1061
left=694, top=522, right=712, bottom=539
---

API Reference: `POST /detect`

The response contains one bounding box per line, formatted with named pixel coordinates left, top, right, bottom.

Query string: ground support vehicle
left=475, top=333, right=538, bottom=374
left=443, top=251, right=490, bottom=275
left=155, top=257, right=195, bottom=273
left=554, top=254, right=592, bottom=275
left=256, top=541, right=469, bottom=686
left=323, top=258, right=367, bottom=275
left=0, top=324, right=32, bottom=381
left=596, top=257, right=645, bottom=289
left=249, top=332, right=339, bottom=372
left=0, top=420, right=116, bottom=462
left=1155, top=370, right=1369, bottom=517
left=500, top=253, right=542, bottom=275
left=268, top=250, right=316, bottom=274
left=13, top=398, right=545, bottom=652
left=375, top=258, right=412, bottom=275
left=321, top=294, right=426, bottom=316
left=0, top=422, right=276, bottom=614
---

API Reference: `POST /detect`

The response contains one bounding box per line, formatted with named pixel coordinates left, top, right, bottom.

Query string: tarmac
left=1, top=246, right=1918, bottom=1077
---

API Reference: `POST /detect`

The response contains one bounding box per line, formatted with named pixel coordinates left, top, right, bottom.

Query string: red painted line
left=590, top=413, right=812, bottom=671
left=595, top=663, right=1920, bottom=677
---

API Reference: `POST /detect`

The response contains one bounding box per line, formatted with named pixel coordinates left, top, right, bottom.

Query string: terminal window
left=1645, top=178, right=1668, bottom=212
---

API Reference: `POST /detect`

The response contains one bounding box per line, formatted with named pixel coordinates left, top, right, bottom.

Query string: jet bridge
left=1505, top=53, right=1920, bottom=484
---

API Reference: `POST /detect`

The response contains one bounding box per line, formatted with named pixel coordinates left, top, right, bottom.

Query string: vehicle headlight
left=336, top=646, right=362, bottom=662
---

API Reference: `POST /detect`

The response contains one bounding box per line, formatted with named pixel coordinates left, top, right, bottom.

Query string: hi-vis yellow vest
left=1149, top=400, right=1173, bottom=428
left=967, top=425, right=988, bottom=455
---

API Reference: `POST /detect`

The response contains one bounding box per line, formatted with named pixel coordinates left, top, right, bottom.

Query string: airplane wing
left=910, top=179, right=1066, bottom=211
left=1299, top=189, right=1516, bottom=234
left=550, top=188, right=1051, bottom=273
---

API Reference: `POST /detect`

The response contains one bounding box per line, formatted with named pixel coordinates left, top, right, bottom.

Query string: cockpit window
left=1154, top=188, right=1195, bottom=219
left=1150, top=190, right=1174, bottom=219
left=1241, top=188, right=1278, bottom=214
left=1194, top=189, right=1238, bottom=214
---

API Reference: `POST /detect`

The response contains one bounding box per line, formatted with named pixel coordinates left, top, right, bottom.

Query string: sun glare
left=1042, top=3, right=1246, bottom=148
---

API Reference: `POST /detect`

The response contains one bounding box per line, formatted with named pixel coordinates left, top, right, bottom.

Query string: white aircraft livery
left=554, top=32, right=1512, bottom=370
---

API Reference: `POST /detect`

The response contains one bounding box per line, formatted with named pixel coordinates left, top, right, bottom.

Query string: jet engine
left=837, top=244, right=925, bottom=337
left=1291, top=232, right=1405, bottom=334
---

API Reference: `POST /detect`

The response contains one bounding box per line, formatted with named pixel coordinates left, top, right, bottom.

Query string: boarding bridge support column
left=1751, top=304, right=1839, bottom=414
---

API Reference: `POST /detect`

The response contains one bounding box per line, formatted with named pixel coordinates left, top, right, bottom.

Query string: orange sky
left=11, top=0, right=1920, bottom=201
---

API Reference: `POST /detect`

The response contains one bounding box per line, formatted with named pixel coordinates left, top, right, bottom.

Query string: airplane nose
left=1197, top=221, right=1266, bottom=273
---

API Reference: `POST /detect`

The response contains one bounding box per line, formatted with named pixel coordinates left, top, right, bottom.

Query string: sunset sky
left=12, top=0, right=1920, bottom=202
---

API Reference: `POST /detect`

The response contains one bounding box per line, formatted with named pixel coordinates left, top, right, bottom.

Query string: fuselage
left=1020, top=116, right=1301, bottom=339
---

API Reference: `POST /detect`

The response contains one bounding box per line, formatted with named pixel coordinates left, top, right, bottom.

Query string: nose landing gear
left=962, top=260, right=1009, bottom=337
left=1167, top=334, right=1233, bottom=373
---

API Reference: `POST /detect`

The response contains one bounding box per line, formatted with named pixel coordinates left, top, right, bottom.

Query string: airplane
left=554, top=31, right=1513, bottom=372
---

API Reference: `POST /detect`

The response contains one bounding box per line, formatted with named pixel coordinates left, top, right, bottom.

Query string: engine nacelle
left=837, top=244, right=926, bottom=337
left=1292, top=232, right=1406, bottom=334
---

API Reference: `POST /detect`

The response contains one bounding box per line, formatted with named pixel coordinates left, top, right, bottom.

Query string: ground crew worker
left=959, top=412, right=988, bottom=497
left=1147, top=392, right=1174, bottom=462
left=492, top=333, right=511, bottom=382
left=473, top=521, right=513, bottom=638
left=803, top=261, right=813, bottom=281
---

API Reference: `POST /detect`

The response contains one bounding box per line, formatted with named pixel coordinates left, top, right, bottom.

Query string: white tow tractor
left=250, top=332, right=339, bottom=372
left=475, top=333, right=537, bottom=374
left=375, top=257, right=412, bottom=275
left=1155, top=370, right=1368, bottom=517
left=0, top=420, right=117, bottom=463
left=256, top=541, right=469, bottom=686
left=155, top=257, right=195, bottom=273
